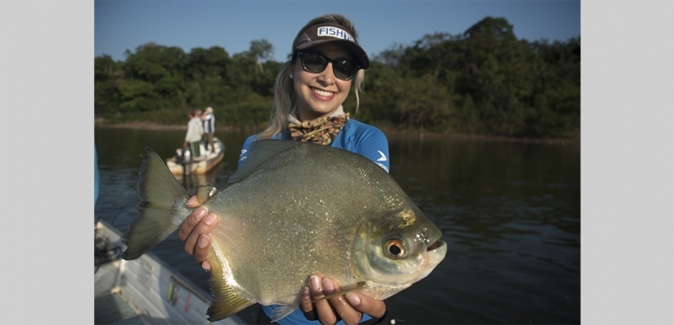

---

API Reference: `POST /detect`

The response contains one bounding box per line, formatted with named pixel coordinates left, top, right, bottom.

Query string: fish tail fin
left=122, top=147, right=191, bottom=260
left=206, top=248, right=254, bottom=321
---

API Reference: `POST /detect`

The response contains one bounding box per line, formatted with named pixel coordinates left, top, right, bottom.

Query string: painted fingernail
left=204, top=213, right=216, bottom=225
left=345, top=293, right=361, bottom=306
left=198, top=235, right=209, bottom=248
left=322, top=278, right=334, bottom=294
left=310, top=276, right=322, bottom=292
left=302, top=286, right=310, bottom=298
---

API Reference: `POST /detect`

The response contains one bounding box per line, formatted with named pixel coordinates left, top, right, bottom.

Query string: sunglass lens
left=302, top=53, right=327, bottom=73
left=333, top=60, right=357, bottom=80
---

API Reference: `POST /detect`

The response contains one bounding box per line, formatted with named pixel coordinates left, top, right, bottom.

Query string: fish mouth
left=427, top=240, right=445, bottom=251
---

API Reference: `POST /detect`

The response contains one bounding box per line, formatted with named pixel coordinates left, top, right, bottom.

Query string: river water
left=94, top=127, right=580, bottom=324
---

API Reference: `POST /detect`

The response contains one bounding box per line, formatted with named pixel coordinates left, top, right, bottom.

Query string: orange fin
left=205, top=249, right=254, bottom=321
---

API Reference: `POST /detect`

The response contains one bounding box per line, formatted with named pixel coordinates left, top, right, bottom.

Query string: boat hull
left=94, top=219, right=245, bottom=324
left=165, top=138, right=225, bottom=176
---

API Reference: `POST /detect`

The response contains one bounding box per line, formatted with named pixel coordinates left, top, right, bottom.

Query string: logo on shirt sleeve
left=238, top=149, right=248, bottom=163
left=377, top=150, right=387, bottom=162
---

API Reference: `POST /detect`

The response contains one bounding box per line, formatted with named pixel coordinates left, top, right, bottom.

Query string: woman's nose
left=316, top=62, right=336, bottom=85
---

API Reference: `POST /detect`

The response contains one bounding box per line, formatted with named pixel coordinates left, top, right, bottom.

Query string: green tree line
left=95, top=17, right=580, bottom=139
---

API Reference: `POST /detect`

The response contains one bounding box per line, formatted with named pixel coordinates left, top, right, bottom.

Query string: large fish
left=122, top=140, right=447, bottom=322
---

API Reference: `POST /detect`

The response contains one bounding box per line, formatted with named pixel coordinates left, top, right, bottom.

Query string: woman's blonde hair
left=257, top=14, right=366, bottom=140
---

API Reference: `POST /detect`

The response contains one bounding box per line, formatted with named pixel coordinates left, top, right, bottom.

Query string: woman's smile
left=310, top=87, right=335, bottom=100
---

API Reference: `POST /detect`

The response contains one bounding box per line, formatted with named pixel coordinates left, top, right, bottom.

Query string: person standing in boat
left=182, top=110, right=204, bottom=162
left=177, top=14, right=391, bottom=325
left=201, top=106, right=216, bottom=155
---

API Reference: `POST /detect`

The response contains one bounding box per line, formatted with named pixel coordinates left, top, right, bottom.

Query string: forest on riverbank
left=95, top=17, right=580, bottom=139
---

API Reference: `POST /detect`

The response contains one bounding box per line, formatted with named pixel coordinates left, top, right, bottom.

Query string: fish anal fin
left=271, top=305, right=297, bottom=323
left=310, top=282, right=367, bottom=303
left=206, top=249, right=254, bottom=322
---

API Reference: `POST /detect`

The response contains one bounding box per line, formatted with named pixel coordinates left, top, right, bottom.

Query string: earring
left=289, top=74, right=293, bottom=79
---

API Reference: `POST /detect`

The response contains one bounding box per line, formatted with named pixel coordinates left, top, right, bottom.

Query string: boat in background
left=94, top=219, right=245, bottom=325
left=165, top=138, right=225, bottom=176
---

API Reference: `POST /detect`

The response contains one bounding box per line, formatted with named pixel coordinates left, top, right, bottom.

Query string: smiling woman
left=253, top=14, right=371, bottom=143
left=176, top=13, right=396, bottom=325
left=291, top=43, right=356, bottom=121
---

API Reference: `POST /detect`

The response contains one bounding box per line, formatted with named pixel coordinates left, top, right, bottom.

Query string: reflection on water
left=386, top=135, right=579, bottom=324
left=172, top=161, right=226, bottom=193
left=95, top=128, right=580, bottom=324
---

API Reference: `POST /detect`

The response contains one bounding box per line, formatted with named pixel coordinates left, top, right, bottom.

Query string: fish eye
left=385, top=239, right=405, bottom=258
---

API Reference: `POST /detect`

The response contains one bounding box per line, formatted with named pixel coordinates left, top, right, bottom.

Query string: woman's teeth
left=312, top=88, right=333, bottom=96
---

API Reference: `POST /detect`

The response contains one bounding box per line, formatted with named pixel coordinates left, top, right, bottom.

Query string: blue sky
left=95, top=0, right=580, bottom=62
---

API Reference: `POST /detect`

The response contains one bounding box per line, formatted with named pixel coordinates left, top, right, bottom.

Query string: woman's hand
left=300, top=276, right=387, bottom=325
left=177, top=195, right=217, bottom=271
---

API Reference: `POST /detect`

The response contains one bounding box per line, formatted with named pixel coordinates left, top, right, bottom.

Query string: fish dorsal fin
left=206, top=248, right=254, bottom=321
left=227, top=140, right=304, bottom=185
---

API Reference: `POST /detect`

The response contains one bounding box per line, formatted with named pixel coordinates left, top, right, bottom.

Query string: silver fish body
left=122, top=140, right=446, bottom=322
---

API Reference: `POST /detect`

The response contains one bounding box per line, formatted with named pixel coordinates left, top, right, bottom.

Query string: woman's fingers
left=177, top=197, right=217, bottom=271
left=301, top=276, right=370, bottom=325
left=300, top=286, right=315, bottom=316
left=178, top=207, right=206, bottom=242
left=345, top=293, right=387, bottom=319
left=309, top=276, right=338, bottom=325
left=178, top=194, right=209, bottom=247
left=192, top=230, right=213, bottom=264
left=185, top=195, right=201, bottom=208
left=324, top=279, right=362, bottom=325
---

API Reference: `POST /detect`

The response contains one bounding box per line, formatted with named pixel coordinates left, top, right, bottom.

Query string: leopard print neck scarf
left=288, top=112, right=350, bottom=145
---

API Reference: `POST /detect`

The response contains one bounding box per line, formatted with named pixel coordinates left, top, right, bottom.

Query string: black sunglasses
left=296, top=51, right=360, bottom=81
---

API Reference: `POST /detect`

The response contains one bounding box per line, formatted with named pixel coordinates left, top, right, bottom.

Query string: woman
left=178, top=14, right=391, bottom=325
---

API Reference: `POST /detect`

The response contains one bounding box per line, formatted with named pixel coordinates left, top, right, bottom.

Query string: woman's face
left=292, top=43, right=353, bottom=121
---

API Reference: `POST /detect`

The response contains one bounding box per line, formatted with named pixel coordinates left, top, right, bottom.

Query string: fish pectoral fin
left=310, top=282, right=367, bottom=303
left=206, top=252, right=254, bottom=322
left=270, top=305, right=297, bottom=323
